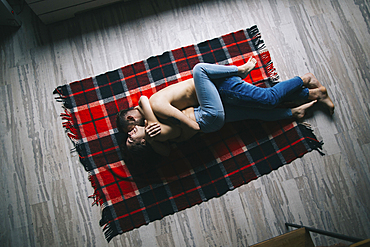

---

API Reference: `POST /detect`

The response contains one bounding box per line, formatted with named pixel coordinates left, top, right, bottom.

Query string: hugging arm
left=150, top=99, right=200, bottom=131
left=137, top=96, right=182, bottom=156
left=149, top=82, right=201, bottom=131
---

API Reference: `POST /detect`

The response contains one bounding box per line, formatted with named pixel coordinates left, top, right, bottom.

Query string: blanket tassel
left=100, top=208, right=120, bottom=243
left=53, top=87, right=73, bottom=109
left=298, top=123, right=325, bottom=155
left=88, top=175, right=102, bottom=206
left=54, top=86, right=79, bottom=142
left=260, top=51, right=279, bottom=82
left=58, top=107, right=83, bottom=154
left=89, top=176, right=116, bottom=241
left=103, top=224, right=119, bottom=243
left=100, top=208, right=121, bottom=243
left=250, top=30, right=265, bottom=50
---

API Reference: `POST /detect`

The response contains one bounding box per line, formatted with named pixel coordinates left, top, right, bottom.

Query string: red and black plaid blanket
left=54, top=25, right=322, bottom=242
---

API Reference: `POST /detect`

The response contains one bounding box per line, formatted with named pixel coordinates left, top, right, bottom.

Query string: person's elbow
left=139, top=95, right=149, bottom=106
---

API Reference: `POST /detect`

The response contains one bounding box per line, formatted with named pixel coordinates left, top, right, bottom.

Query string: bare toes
left=318, top=87, right=335, bottom=115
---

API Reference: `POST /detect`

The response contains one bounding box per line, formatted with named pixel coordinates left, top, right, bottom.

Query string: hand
left=145, top=122, right=161, bottom=138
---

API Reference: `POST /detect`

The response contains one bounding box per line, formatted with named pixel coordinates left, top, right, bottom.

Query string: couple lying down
left=116, top=57, right=334, bottom=166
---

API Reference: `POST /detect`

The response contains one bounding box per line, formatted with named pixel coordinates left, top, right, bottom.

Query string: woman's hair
left=126, top=140, right=162, bottom=166
left=121, top=140, right=163, bottom=184
left=115, top=109, right=163, bottom=184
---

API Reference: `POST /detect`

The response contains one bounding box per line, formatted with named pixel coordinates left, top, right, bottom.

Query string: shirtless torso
left=148, top=78, right=201, bottom=142
left=150, top=79, right=198, bottom=121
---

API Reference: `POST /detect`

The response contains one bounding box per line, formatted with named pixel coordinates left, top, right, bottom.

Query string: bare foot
left=291, top=100, right=317, bottom=119
left=309, top=86, right=335, bottom=115
left=238, top=57, right=257, bottom=79
left=301, top=73, right=323, bottom=89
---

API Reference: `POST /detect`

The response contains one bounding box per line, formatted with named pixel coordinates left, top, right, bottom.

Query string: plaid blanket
left=54, top=25, right=323, bottom=242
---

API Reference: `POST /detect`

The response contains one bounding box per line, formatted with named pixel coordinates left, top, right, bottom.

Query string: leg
left=224, top=100, right=317, bottom=122
left=192, top=63, right=236, bottom=133
left=192, top=58, right=256, bottom=80
left=192, top=61, right=256, bottom=133
left=224, top=104, right=293, bottom=122
left=272, top=73, right=334, bottom=115
left=218, top=76, right=308, bottom=109
left=193, top=62, right=239, bottom=80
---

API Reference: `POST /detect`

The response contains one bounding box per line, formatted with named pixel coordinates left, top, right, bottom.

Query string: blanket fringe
left=100, top=208, right=121, bottom=242
left=54, top=87, right=86, bottom=160
left=61, top=108, right=79, bottom=140
left=248, top=25, right=279, bottom=82
left=260, top=51, right=279, bottom=82
left=53, top=87, right=67, bottom=101
left=249, top=25, right=266, bottom=51
left=298, top=123, right=325, bottom=155
left=53, top=87, right=73, bottom=109
left=88, top=175, right=103, bottom=206
left=54, top=87, right=80, bottom=142
left=87, top=171, right=119, bottom=242
left=248, top=25, right=260, bottom=37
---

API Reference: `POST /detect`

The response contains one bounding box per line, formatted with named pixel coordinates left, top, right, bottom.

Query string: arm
left=138, top=96, right=181, bottom=142
left=134, top=97, right=171, bottom=156
left=149, top=96, right=201, bottom=131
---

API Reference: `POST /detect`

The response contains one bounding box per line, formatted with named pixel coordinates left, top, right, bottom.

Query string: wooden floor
left=1, top=0, right=369, bottom=246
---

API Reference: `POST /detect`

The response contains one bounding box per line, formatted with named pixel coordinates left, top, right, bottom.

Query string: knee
left=267, top=98, right=280, bottom=108
left=210, top=110, right=225, bottom=131
left=193, top=63, right=207, bottom=75
left=201, top=109, right=225, bottom=133
left=264, top=89, right=281, bottom=108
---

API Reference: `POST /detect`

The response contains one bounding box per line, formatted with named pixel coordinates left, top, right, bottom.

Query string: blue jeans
left=218, top=76, right=308, bottom=108
left=193, top=63, right=309, bottom=133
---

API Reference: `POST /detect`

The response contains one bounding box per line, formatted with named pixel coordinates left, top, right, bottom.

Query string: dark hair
left=120, top=139, right=163, bottom=185
left=116, top=107, right=146, bottom=133
left=116, top=107, right=135, bottom=133
left=115, top=111, right=163, bottom=184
